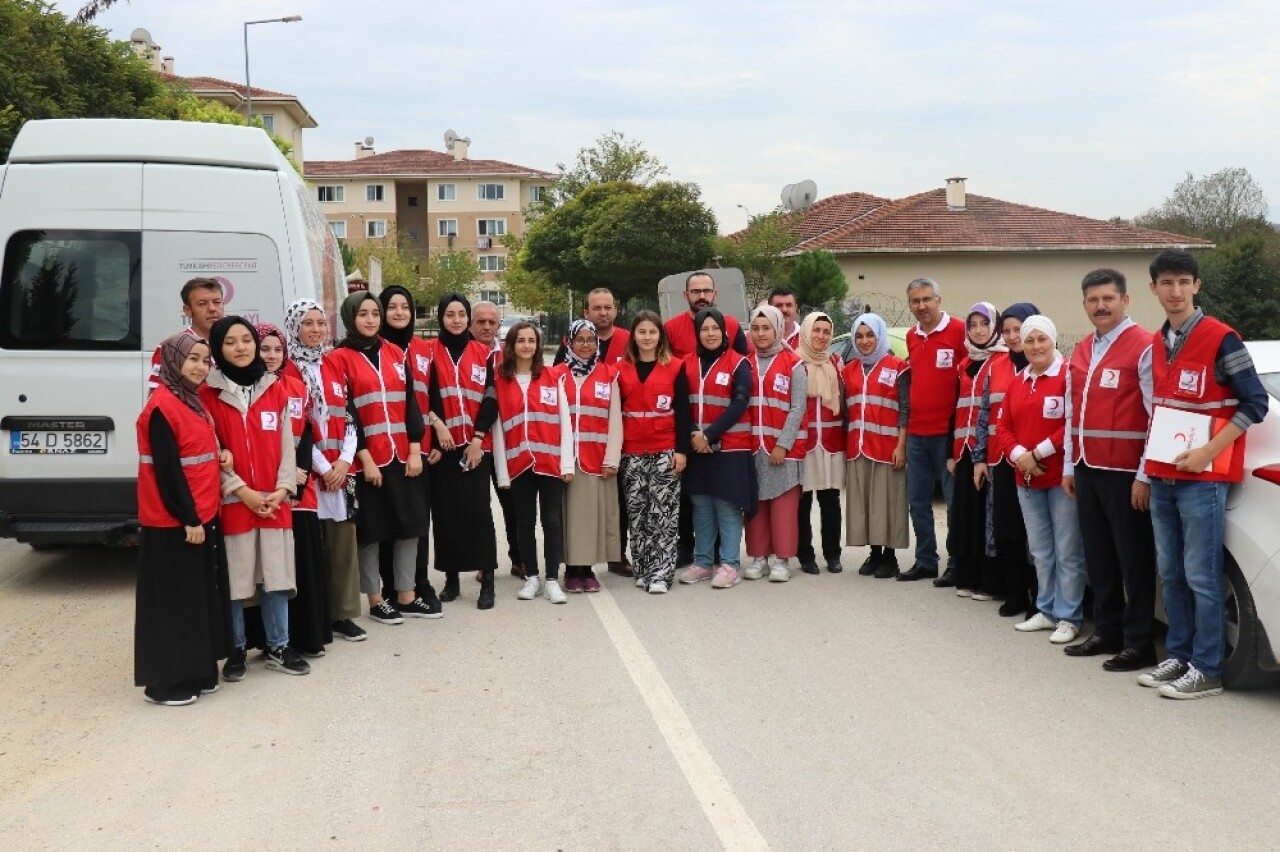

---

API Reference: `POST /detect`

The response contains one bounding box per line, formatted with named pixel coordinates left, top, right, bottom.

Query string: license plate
left=9, top=430, right=108, bottom=454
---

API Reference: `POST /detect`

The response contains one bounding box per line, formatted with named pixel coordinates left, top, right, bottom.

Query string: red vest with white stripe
left=599, top=328, right=630, bottom=364
left=136, top=386, right=221, bottom=528
left=433, top=340, right=493, bottom=451
left=666, top=313, right=744, bottom=359
left=1146, top=316, right=1246, bottom=483
left=618, top=359, right=681, bottom=455
left=322, top=345, right=411, bottom=468
left=981, top=354, right=1017, bottom=464
left=996, top=366, right=1068, bottom=488
left=952, top=355, right=1008, bottom=461
left=278, top=371, right=317, bottom=512
left=906, top=315, right=966, bottom=436
left=200, top=375, right=293, bottom=535
left=687, top=350, right=752, bottom=451
left=802, top=353, right=845, bottom=455
left=751, top=349, right=807, bottom=460
left=1068, top=324, right=1151, bottom=473
left=495, top=370, right=562, bottom=479
left=842, top=355, right=908, bottom=463
left=564, top=362, right=617, bottom=475
left=402, top=337, right=435, bottom=428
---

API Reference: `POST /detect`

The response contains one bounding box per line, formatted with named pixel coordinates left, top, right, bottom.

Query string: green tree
left=343, top=225, right=423, bottom=297
left=422, top=250, right=479, bottom=308
left=1197, top=229, right=1280, bottom=341
left=550, top=130, right=668, bottom=205
left=1136, top=167, right=1270, bottom=242
left=499, top=233, right=565, bottom=315
left=788, top=250, right=847, bottom=309
left=713, top=210, right=797, bottom=306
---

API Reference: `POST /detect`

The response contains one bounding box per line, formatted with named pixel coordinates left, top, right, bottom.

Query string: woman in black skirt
left=427, top=292, right=500, bottom=609
left=134, top=333, right=228, bottom=705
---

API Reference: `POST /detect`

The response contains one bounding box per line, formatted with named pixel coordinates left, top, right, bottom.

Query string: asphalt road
left=2, top=507, right=1279, bottom=850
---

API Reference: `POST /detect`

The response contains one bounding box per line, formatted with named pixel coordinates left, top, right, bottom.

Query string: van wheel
left=1223, top=552, right=1280, bottom=690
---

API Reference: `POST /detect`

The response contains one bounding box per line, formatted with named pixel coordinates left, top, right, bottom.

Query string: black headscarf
left=379, top=285, right=416, bottom=350
left=209, top=316, right=267, bottom=387
left=694, top=307, right=728, bottom=367
left=1000, top=302, right=1040, bottom=372
left=436, top=292, right=474, bottom=357
left=338, top=291, right=382, bottom=352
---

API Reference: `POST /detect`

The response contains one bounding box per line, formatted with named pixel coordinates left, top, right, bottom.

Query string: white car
left=497, top=315, right=539, bottom=343
left=1219, top=340, right=1280, bottom=688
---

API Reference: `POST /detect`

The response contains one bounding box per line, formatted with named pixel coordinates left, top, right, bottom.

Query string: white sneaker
left=744, top=557, right=768, bottom=580
left=1049, top=621, right=1079, bottom=644
left=1014, top=612, right=1056, bottom=632
left=544, top=579, right=567, bottom=604
left=516, top=576, right=541, bottom=600
left=956, top=588, right=974, bottom=598
left=635, top=575, right=647, bottom=589
left=971, top=591, right=993, bottom=601
left=647, top=580, right=669, bottom=594
left=768, top=557, right=790, bottom=582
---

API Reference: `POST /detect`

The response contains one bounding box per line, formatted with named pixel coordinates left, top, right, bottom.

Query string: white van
left=0, top=119, right=344, bottom=546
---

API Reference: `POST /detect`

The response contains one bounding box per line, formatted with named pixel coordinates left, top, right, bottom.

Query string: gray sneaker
left=1157, top=665, right=1223, bottom=700
left=1137, top=658, right=1190, bottom=688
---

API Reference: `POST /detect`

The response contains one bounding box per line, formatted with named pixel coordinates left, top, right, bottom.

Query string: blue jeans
left=691, top=494, right=743, bottom=569
left=230, top=590, right=290, bottom=650
left=906, top=434, right=954, bottom=570
left=1149, top=479, right=1229, bottom=678
left=1016, top=486, right=1086, bottom=626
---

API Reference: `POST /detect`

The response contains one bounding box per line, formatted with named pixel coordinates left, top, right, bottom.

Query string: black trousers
left=510, top=471, right=565, bottom=580
left=1075, top=462, right=1157, bottom=646
left=616, top=471, right=629, bottom=558
left=493, top=470, right=521, bottom=567
left=797, top=488, right=842, bottom=563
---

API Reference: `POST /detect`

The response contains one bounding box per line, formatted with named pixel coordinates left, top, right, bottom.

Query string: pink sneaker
left=563, top=576, right=585, bottom=594
left=679, top=564, right=715, bottom=584
left=710, top=564, right=741, bottom=589
left=582, top=574, right=601, bottom=593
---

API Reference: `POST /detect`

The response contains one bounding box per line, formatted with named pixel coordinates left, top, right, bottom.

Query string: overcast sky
left=76, top=0, right=1279, bottom=233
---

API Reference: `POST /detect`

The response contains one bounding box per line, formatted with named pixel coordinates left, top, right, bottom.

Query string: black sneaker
left=265, top=646, right=311, bottom=676
left=800, top=559, right=821, bottom=575
left=299, top=647, right=327, bottom=658
left=222, top=648, right=247, bottom=682
left=368, top=601, right=404, bottom=625
left=420, top=585, right=444, bottom=615
left=857, top=555, right=877, bottom=576
left=397, top=597, right=442, bottom=619
left=331, top=619, right=368, bottom=641
left=873, top=554, right=900, bottom=579
left=144, top=685, right=198, bottom=706
left=199, top=675, right=220, bottom=695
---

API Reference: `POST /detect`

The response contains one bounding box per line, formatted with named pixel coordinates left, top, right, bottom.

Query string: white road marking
left=589, top=586, right=770, bottom=851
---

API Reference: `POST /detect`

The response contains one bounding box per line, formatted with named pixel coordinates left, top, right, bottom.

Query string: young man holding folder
left=1139, top=250, right=1269, bottom=699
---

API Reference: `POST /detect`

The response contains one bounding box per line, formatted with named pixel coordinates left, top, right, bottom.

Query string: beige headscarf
left=798, top=312, right=840, bottom=415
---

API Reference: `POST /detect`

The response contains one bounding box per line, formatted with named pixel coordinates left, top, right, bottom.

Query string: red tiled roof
left=161, top=73, right=295, bottom=101
left=739, top=189, right=1211, bottom=253
left=304, top=149, right=553, bottom=179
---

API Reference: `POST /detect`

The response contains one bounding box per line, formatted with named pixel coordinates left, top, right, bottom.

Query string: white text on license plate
left=9, top=431, right=107, bottom=454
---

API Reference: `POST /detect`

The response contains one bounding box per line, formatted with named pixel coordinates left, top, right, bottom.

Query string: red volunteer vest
left=666, top=313, right=744, bottom=359
left=618, top=359, right=681, bottom=455
left=136, top=386, right=221, bottom=528
left=1146, top=316, right=1246, bottom=483
left=1068, top=324, right=1151, bottom=473
left=199, top=376, right=294, bottom=534
left=842, top=355, right=908, bottom=463
left=563, top=362, right=618, bottom=475
left=322, top=345, right=411, bottom=468
left=495, top=370, right=562, bottom=479
left=278, top=371, right=318, bottom=512
left=751, top=349, right=807, bottom=460
left=996, top=364, right=1068, bottom=489
left=980, top=354, right=1017, bottom=464
left=803, top=352, right=846, bottom=456
left=687, top=350, right=752, bottom=452
left=433, top=340, right=494, bottom=451
left=401, top=336, right=435, bottom=426
left=599, top=328, right=630, bottom=364
left=952, top=355, right=1008, bottom=461
left=906, top=315, right=967, bottom=436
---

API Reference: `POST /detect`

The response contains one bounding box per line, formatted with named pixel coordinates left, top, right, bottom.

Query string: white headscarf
left=852, top=312, right=890, bottom=367
left=285, top=298, right=328, bottom=408
left=750, top=304, right=787, bottom=358
left=1019, top=314, right=1061, bottom=371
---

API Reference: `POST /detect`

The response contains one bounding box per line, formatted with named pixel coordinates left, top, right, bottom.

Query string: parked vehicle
left=498, top=314, right=540, bottom=342
left=0, top=119, right=344, bottom=546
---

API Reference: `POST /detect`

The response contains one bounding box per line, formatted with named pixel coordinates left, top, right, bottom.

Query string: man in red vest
left=1138, top=249, right=1268, bottom=699
left=553, top=287, right=632, bottom=366
left=665, top=272, right=749, bottom=359
left=768, top=287, right=801, bottom=349
left=899, top=277, right=967, bottom=582
left=148, top=278, right=225, bottom=391
left=1061, top=269, right=1157, bottom=672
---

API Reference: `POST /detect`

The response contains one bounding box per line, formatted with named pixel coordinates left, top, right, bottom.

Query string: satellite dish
left=363, top=136, right=374, bottom=148
left=781, top=180, right=818, bottom=211
left=443, top=129, right=458, bottom=148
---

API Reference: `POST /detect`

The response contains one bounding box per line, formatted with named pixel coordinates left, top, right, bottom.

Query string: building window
left=329, top=220, right=347, bottom=239
left=366, top=219, right=387, bottom=238
left=479, top=289, right=507, bottom=306
left=477, top=184, right=505, bottom=201
left=259, top=113, right=275, bottom=134
left=366, top=184, right=385, bottom=202
left=407, top=196, right=419, bottom=207
left=437, top=219, right=458, bottom=238
left=530, top=186, right=545, bottom=203
left=437, top=184, right=456, bottom=202
left=477, top=255, right=506, bottom=273
left=478, top=219, right=506, bottom=237
left=406, top=228, right=420, bottom=242
left=317, top=185, right=344, bottom=203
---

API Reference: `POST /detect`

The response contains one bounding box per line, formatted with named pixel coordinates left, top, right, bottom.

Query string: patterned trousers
left=622, top=452, right=681, bottom=587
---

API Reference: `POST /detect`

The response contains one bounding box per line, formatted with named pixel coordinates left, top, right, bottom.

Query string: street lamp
left=736, top=203, right=752, bottom=222
left=243, top=15, right=302, bottom=122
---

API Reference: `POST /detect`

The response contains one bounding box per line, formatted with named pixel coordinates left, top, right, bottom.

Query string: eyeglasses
left=687, top=288, right=715, bottom=296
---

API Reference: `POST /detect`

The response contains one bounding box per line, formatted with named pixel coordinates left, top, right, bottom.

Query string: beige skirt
left=224, top=527, right=296, bottom=601
left=844, top=456, right=909, bottom=549
left=563, top=464, right=622, bottom=567
left=803, top=448, right=846, bottom=492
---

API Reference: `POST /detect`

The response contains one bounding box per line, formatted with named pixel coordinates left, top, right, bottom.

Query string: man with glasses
left=664, top=271, right=748, bottom=358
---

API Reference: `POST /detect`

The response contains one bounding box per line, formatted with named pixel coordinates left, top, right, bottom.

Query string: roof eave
left=784, top=243, right=1216, bottom=257
left=302, top=169, right=554, bottom=180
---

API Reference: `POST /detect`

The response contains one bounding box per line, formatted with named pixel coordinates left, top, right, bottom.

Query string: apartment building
left=304, top=135, right=554, bottom=305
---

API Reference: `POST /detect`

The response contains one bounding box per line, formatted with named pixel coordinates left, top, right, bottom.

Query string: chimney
left=945, top=176, right=967, bottom=211
left=451, top=138, right=469, bottom=160
left=354, top=139, right=375, bottom=159
left=161, top=56, right=174, bottom=74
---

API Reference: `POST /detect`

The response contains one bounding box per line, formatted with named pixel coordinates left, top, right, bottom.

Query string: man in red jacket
left=665, top=272, right=749, bottom=359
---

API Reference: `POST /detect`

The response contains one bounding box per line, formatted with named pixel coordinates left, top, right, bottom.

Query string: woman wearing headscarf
left=743, top=304, right=808, bottom=582
left=842, top=313, right=911, bottom=578
left=426, top=292, right=500, bottom=609
left=946, top=302, right=1008, bottom=600
left=377, top=285, right=443, bottom=617
left=201, top=317, right=308, bottom=680
left=974, top=302, right=1040, bottom=618
left=559, top=319, right=623, bottom=593
left=795, top=311, right=846, bottom=575
left=284, top=298, right=365, bottom=642
left=993, top=314, right=1086, bottom=645
left=134, top=333, right=228, bottom=706
left=321, top=293, right=433, bottom=626
left=679, top=308, right=756, bottom=590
